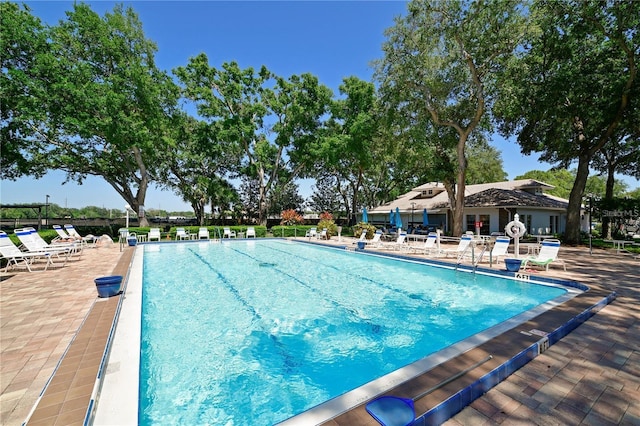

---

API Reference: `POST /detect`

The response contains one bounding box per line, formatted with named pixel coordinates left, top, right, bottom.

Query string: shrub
left=353, top=222, right=377, bottom=239
left=317, top=218, right=338, bottom=238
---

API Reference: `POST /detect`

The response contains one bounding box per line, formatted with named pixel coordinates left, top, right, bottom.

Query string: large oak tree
left=495, top=0, right=639, bottom=244
left=375, top=0, right=526, bottom=236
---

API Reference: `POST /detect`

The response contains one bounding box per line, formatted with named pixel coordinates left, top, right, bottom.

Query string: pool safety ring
left=505, top=218, right=526, bottom=239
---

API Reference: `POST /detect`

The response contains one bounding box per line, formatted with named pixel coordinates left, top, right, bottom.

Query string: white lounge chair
left=175, top=228, right=189, bottom=240
left=246, top=227, right=256, bottom=238
left=306, top=227, right=317, bottom=238
left=489, top=236, right=511, bottom=264
left=64, top=224, right=97, bottom=246
left=223, top=227, right=236, bottom=238
left=521, top=239, right=566, bottom=271
left=410, top=233, right=441, bottom=256
left=0, top=231, right=57, bottom=272
left=352, top=230, right=367, bottom=244
left=198, top=227, right=210, bottom=240
left=148, top=228, right=162, bottom=242
left=52, top=225, right=76, bottom=243
left=442, top=234, right=473, bottom=258
left=15, top=228, right=79, bottom=258
left=364, top=230, right=384, bottom=247
left=379, top=231, right=407, bottom=250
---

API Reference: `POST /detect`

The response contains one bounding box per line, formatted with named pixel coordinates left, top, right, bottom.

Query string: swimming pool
left=132, top=240, right=572, bottom=425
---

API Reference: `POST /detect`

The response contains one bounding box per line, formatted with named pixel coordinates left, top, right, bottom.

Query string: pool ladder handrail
left=455, top=243, right=487, bottom=271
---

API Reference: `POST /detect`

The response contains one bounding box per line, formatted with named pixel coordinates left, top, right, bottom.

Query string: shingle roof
left=458, top=188, right=568, bottom=209
left=368, top=179, right=568, bottom=213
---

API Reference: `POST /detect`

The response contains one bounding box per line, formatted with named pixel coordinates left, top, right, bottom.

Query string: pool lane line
left=224, top=245, right=384, bottom=335
left=262, top=241, right=436, bottom=306
left=187, top=248, right=301, bottom=372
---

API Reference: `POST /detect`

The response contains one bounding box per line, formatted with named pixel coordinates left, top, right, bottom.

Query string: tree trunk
left=565, top=155, right=590, bottom=245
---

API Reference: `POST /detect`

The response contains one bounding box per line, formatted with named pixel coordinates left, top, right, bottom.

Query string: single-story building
left=366, top=180, right=587, bottom=236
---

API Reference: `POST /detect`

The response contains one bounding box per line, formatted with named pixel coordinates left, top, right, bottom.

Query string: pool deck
left=1, top=238, right=638, bottom=425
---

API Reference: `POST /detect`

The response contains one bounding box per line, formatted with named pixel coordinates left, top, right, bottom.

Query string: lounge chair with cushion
left=246, top=227, right=256, bottom=238
left=148, top=228, right=162, bottom=242
left=489, top=236, right=511, bottom=264
left=520, top=239, right=566, bottom=271
left=198, top=227, right=210, bottom=240
left=0, top=231, right=58, bottom=272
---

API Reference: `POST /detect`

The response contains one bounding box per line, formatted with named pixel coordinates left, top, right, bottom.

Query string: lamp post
left=45, top=194, right=50, bottom=228
left=125, top=204, right=131, bottom=229
left=411, top=202, right=415, bottom=228
left=588, top=195, right=593, bottom=255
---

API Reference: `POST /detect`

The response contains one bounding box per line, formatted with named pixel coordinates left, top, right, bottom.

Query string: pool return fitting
left=366, top=354, right=493, bottom=426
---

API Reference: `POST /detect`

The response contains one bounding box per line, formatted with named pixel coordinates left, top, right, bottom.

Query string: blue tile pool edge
left=415, top=290, right=617, bottom=426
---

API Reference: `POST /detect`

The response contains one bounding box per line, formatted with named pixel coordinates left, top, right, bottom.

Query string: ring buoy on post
left=505, top=213, right=526, bottom=258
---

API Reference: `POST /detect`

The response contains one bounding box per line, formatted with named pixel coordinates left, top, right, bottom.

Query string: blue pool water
left=139, top=240, right=567, bottom=425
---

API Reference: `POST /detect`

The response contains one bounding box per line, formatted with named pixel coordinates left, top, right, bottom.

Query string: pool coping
left=90, top=239, right=615, bottom=426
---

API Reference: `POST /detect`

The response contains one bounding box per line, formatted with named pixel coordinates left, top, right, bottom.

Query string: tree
left=159, top=114, right=231, bottom=225
left=495, top=0, right=640, bottom=244
left=3, top=4, right=179, bottom=226
left=313, top=76, right=379, bottom=224
left=267, top=181, right=305, bottom=217
left=175, top=55, right=331, bottom=225
left=308, top=174, right=346, bottom=215
left=515, top=169, right=578, bottom=199
left=465, top=138, right=508, bottom=184
left=1, top=2, right=51, bottom=179
left=376, top=0, right=527, bottom=236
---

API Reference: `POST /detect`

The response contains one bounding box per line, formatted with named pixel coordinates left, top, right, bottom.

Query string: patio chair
left=305, top=227, right=317, bottom=238
left=198, top=227, right=210, bottom=240
left=175, top=228, right=189, bottom=240
left=246, top=227, right=256, bottom=238
left=488, top=236, right=511, bottom=264
left=223, top=227, right=236, bottom=238
left=317, top=228, right=328, bottom=240
left=520, top=239, right=566, bottom=271
left=148, top=228, right=162, bottom=242
left=0, top=231, right=58, bottom=272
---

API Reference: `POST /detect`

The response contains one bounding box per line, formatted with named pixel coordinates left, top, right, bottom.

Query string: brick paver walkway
left=1, top=243, right=124, bottom=426
left=445, top=246, right=640, bottom=426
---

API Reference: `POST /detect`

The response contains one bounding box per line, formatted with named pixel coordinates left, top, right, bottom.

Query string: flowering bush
left=280, top=209, right=305, bottom=225
left=319, top=211, right=333, bottom=221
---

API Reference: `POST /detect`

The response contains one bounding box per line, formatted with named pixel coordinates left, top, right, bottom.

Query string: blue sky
left=2, top=1, right=637, bottom=212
